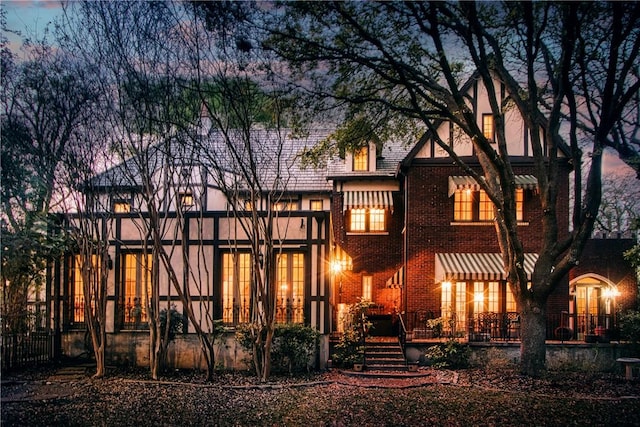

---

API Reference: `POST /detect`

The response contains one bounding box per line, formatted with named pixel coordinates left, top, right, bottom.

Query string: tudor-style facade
left=50, top=76, right=638, bottom=369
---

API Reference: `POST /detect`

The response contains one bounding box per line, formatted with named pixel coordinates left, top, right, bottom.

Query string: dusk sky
left=1, top=0, right=634, bottom=180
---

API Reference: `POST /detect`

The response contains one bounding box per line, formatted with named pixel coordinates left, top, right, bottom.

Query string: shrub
left=424, top=339, right=471, bottom=369
left=619, top=310, right=640, bottom=344
left=235, top=323, right=320, bottom=375
left=159, top=305, right=183, bottom=341
left=330, top=299, right=372, bottom=367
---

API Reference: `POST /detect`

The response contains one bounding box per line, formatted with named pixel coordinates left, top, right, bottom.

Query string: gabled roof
left=89, top=129, right=333, bottom=193
left=326, top=138, right=413, bottom=180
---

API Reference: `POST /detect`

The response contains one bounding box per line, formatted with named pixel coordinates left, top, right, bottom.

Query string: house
left=50, top=76, right=638, bottom=370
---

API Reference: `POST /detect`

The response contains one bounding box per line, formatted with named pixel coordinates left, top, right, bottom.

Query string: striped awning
left=435, top=253, right=538, bottom=281
left=343, top=191, right=394, bottom=212
left=386, top=266, right=404, bottom=288
left=447, top=175, right=538, bottom=197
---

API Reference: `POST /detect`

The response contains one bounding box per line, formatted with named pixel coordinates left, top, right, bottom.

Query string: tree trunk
left=519, top=303, right=547, bottom=376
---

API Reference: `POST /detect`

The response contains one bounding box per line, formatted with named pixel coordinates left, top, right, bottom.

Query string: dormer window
left=353, top=146, right=369, bottom=171
left=179, top=192, right=194, bottom=208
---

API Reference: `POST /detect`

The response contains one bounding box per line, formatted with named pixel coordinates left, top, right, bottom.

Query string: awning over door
left=343, top=191, right=394, bottom=212
left=435, top=253, right=538, bottom=281
left=386, top=266, right=404, bottom=288
left=447, top=175, right=538, bottom=197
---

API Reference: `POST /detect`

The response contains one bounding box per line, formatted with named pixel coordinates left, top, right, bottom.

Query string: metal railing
left=1, top=331, right=52, bottom=371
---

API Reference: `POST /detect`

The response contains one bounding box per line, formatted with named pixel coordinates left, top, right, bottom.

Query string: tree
left=1, top=24, right=97, bottom=357
left=262, top=1, right=640, bottom=375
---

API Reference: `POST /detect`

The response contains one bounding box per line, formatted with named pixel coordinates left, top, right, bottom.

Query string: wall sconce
left=300, top=218, right=305, bottom=229
left=107, top=255, right=113, bottom=270
left=258, top=252, right=264, bottom=269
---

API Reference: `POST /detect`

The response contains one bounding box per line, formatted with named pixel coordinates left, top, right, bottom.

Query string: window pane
left=488, top=282, right=499, bottom=312
left=506, top=284, right=517, bottom=312
left=482, top=114, right=494, bottom=141
left=515, top=189, right=524, bottom=221
left=454, top=282, right=467, bottom=333
left=276, top=253, right=305, bottom=324
left=369, top=209, right=386, bottom=231
left=454, top=190, right=473, bottom=221
left=474, top=282, right=485, bottom=314
left=350, top=209, right=366, bottom=231
left=362, top=276, right=372, bottom=301
left=222, top=253, right=250, bottom=325
left=73, top=256, right=85, bottom=324
left=123, top=253, right=152, bottom=328
left=114, top=202, right=130, bottom=213
left=310, top=200, right=323, bottom=211
left=479, top=191, right=493, bottom=221
left=353, top=146, right=368, bottom=171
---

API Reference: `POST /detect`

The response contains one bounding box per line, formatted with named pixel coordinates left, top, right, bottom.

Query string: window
left=454, top=190, right=474, bottom=221
left=454, top=189, right=524, bottom=222
left=479, top=191, right=493, bottom=221
left=273, top=200, right=299, bottom=211
left=310, top=200, right=323, bottom=211
left=114, top=201, right=131, bottom=213
left=348, top=208, right=387, bottom=232
left=179, top=192, right=194, bottom=207
left=482, top=114, right=494, bottom=142
left=276, top=252, right=305, bottom=324
left=72, top=255, right=100, bottom=325
left=121, top=253, right=152, bottom=329
left=353, top=146, right=369, bottom=171
left=362, top=275, right=372, bottom=301
left=506, top=284, right=517, bottom=312
left=440, top=281, right=467, bottom=334
left=222, top=253, right=251, bottom=325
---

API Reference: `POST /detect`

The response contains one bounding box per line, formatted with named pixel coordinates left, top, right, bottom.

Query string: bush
left=424, top=339, right=471, bottom=369
left=235, top=323, right=320, bottom=375
left=619, top=310, right=640, bottom=344
left=159, top=305, right=183, bottom=341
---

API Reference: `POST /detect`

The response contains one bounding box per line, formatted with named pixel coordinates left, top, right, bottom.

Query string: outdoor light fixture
left=258, top=252, right=264, bottom=269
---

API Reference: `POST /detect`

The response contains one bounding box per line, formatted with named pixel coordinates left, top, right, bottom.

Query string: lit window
left=122, top=253, right=152, bottom=329
left=310, top=200, right=323, bottom=211
left=506, top=283, right=517, bottom=312
left=72, top=255, right=100, bottom=325
left=482, top=114, right=494, bottom=142
left=474, top=282, right=486, bottom=314
left=350, top=209, right=366, bottom=231
left=348, top=208, right=386, bottom=232
left=515, top=189, right=524, bottom=221
left=276, top=252, right=305, bottom=324
left=179, top=192, right=194, bottom=207
left=479, top=191, right=493, bottom=221
left=454, top=190, right=474, bottom=221
left=222, top=253, right=251, bottom=325
left=353, top=146, right=369, bottom=171
left=488, top=282, right=499, bottom=313
left=114, top=201, right=131, bottom=213
left=244, top=200, right=254, bottom=211
left=273, top=200, right=299, bottom=211
left=362, top=276, right=372, bottom=301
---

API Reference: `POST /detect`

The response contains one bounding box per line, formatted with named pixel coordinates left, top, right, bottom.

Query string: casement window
left=453, top=190, right=474, bottom=221
left=121, top=253, right=152, bottom=329
left=222, top=253, right=251, bottom=325
left=454, top=189, right=524, bottom=222
left=71, top=255, right=100, bottom=325
left=276, top=252, right=305, bottom=324
left=441, top=281, right=468, bottom=334
left=348, top=208, right=387, bottom=232
left=482, top=114, right=494, bottom=142
left=362, top=275, right=372, bottom=301
left=113, top=200, right=131, bottom=213
left=310, top=199, right=323, bottom=211
left=506, top=284, right=517, bottom=312
left=353, top=146, right=369, bottom=171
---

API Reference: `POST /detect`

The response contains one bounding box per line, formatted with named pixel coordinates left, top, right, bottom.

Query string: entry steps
left=364, top=337, right=409, bottom=371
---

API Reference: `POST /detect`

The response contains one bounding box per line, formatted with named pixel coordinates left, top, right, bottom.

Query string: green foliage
left=424, top=339, right=471, bottom=369
left=235, top=323, right=320, bottom=374
left=619, top=310, right=640, bottom=344
left=159, top=305, right=183, bottom=342
left=331, top=299, right=372, bottom=368
left=271, top=323, right=320, bottom=374
left=426, top=317, right=445, bottom=338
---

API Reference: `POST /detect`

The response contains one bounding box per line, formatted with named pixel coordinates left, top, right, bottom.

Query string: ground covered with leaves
left=2, top=363, right=639, bottom=426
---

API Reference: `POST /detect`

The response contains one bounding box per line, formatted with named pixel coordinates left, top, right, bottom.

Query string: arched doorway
left=570, top=274, right=620, bottom=340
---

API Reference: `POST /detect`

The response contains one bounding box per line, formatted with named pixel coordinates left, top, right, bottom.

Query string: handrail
left=361, top=311, right=367, bottom=367
left=396, top=309, right=407, bottom=357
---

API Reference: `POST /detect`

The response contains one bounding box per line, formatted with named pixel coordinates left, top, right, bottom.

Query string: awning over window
left=343, top=191, right=394, bottom=212
left=386, top=266, right=404, bottom=288
left=447, top=175, right=538, bottom=197
left=435, top=253, right=538, bottom=281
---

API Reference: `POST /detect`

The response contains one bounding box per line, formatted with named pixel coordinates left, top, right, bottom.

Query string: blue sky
left=2, top=0, right=64, bottom=53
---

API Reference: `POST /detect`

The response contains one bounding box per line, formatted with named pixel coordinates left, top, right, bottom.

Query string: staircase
left=364, top=337, right=408, bottom=371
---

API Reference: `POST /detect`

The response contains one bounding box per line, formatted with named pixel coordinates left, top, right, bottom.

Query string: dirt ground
left=2, top=363, right=639, bottom=426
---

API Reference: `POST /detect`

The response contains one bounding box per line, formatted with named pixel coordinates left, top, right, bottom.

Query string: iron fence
left=1, top=331, right=52, bottom=371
